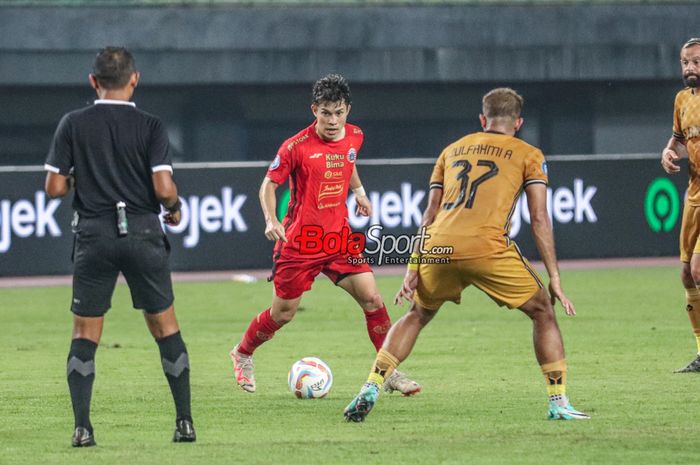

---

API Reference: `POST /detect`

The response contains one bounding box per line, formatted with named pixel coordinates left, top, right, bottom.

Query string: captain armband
left=407, top=252, right=421, bottom=271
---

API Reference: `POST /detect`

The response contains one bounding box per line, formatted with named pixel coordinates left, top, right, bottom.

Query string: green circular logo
left=277, top=189, right=291, bottom=222
left=645, top=178, right=680, bottom=233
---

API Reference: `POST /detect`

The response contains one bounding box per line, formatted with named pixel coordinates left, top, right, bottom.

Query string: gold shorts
left=680, top=202, right=700, bottom=263
left=414, top=243, right=544, bottom=311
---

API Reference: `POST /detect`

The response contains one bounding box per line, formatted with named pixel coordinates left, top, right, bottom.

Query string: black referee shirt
left=45, top=99, right=173, bottom=218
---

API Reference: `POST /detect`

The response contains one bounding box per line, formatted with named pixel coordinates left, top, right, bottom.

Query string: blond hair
left=482, top=88, right=523, bottom=120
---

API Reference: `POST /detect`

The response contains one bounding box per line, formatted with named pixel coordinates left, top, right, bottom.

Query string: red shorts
left=270, top=252, right=372, bottom=300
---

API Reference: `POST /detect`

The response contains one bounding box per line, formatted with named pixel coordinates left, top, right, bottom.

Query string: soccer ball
left=288, top=357, right=333, bottom=399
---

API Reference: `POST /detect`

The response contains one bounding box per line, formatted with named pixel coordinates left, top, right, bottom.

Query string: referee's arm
left=45, top=172, right=72, bottom=198
left=44, top=113, right=73, bottom=198
left=153, top=170, right=181, bottom=226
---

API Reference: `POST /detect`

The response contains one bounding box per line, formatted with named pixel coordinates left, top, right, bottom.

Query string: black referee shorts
left=71, top=213, right=174, bottom=317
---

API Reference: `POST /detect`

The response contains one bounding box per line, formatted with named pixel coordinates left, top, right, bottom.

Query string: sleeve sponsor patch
left=270, top=154, right=281, bottom=170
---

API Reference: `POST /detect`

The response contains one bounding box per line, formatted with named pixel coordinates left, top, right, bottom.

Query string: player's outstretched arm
left=525, top=183, right=576, bottom=316
left=260, top=176, right=287, bottom=242
left=661, top=136, right=687, bottom=174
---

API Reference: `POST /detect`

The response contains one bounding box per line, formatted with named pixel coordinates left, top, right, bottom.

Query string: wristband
left=166, top=199, right=182, bottom=213
left=407, top=252, right=420, bottom=271
left=352, top=186, right=366, bottom=197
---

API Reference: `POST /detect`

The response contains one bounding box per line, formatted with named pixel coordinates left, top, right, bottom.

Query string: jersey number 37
left=443, top=159, right=499, bottom=210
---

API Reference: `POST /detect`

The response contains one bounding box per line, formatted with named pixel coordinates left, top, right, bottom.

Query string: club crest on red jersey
left=348, top=148, right=357, bottom=163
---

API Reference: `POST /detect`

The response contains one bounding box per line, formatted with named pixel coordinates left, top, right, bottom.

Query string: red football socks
left=237, top=308, right=281, bottom=356
left=364, top=305, right=392, bottom=351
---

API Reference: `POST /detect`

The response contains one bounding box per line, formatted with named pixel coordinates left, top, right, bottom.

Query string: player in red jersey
left=229, top=74, right=420, bottom=396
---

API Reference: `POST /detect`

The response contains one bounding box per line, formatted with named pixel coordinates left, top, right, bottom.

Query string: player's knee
left=688, top=264, right=700, bottom=285
left=409, top=304, right=436, bottom=327
left=144, top=306, right=179, bottom=339
left=147, top=319, right=179, bottom=340
left=271, top=306, right=297, bottom=326
left=521, top=290, right=554, bottom=321
left=525, top=306, right=554, bottom=324
left=72, top=315, right=103, bottom=343
left=682, top=267, right=695, bottom=288
left=275, top=312, right=294, bottom=325
left=361, top=292, right=384, bottom=311
left=681, top=265, right=692, bottom=284
left=536, top=303, right=556, bottom=321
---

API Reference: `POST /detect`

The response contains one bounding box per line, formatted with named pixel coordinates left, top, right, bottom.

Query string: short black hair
left=92, top=47, right=136, bottom=90
left=311, top=74, right=351, bottom=106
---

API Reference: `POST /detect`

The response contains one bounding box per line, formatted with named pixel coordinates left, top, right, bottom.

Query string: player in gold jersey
left=661, top=38, right=700, bottom=373
left=344, top=88, right=589, bottom=421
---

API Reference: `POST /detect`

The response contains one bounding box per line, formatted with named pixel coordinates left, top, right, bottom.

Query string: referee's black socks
left=67, top=338, right=97, bottom=433
left=156, top=331, right=192, bottom=422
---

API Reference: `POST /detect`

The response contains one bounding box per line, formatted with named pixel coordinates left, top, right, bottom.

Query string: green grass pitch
left=1, top=266, right=699, bottom=465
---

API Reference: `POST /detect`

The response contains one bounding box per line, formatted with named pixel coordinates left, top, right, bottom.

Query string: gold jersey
left=424, top=131, right=548, bottom=259
left=673, top=88, right=700, bottom=206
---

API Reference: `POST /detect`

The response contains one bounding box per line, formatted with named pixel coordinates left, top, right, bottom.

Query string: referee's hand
left=265, top=219, right=287, bottom=242
left=163, top=210, right=181, bottom=226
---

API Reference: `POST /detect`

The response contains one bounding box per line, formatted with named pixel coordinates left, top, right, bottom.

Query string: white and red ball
left=288, top=357, right=333, bottom=399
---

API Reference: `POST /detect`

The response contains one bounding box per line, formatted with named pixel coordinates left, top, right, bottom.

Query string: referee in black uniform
left=44, top=47, right=195, bottom=447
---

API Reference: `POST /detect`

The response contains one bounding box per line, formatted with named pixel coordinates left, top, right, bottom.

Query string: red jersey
left=266, top=121, right=364, bottom=258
